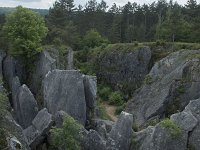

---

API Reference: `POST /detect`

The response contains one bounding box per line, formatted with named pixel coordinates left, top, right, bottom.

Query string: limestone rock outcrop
left=15, top=84, right=38, bottom=129
left=98, top=46, right=151, bottom=95
left=126, top=50, right=200, bottom=126
left=43, top=69, right=86, bottom=125
left=23, top=108, right=53, bottom=149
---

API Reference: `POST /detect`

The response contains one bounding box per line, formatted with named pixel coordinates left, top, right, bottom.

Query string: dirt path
left=102, top=102, right=118, bottom=122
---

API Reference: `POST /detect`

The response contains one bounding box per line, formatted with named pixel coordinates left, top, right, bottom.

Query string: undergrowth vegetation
left=50, top=116, right=83, bottom=150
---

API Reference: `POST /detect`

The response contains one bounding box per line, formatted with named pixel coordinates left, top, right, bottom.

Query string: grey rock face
left=15, top=84, right=38, bottom=129
left=83, top=130, right=107, bottom=150
left=3, top=55, right=25, bottom=88
left=107, top=112, right=133, bottom=150
left=131, top=99, right=200, bottom=150
left=146, top=124, right=187, bottom=150
left=126, top=50, right=200, bottom=126
left=3, top=55, right=16, bottom=88
left=94, top=119, right=114, bottom=138
left=11, top=77, right=21, bottom=115
left=98, top=46, right=151, bottom=95
left=23, top=108, right=53, bottom=149
left=81, top=112, right=133, bottom=150
left=83, top=75, right=97, bottom=122
left=3, top=113, right=30, bottom=150
left=83, top=75, right=97, bottom=109
left=170, top=111, right=197, bottom=131
left=184, top=99, right=200, bottom=150
left=30, top=50, right=56, bottom=95
left=55, top=110, right=69, bottom=128
left=43, top=69, right=86, bottom=125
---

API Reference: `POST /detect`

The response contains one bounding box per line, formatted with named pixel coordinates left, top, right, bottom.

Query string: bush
left=82, top=29, right=109, bottom=49
left=109, top=91, right=124, bottom=106
left=98, top=86, right=112, bottom=101
left=160, top=118, right=181, bottom=139
left=50, top=116, right=82, bottom=150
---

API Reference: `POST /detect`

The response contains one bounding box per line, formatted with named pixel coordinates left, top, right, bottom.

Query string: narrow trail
left=102, top=102, right=118, bottom=122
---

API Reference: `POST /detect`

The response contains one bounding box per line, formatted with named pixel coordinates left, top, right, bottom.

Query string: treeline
left=45, top=0, right=200, bottom=49
left=1, top=0, right=200, bottom=51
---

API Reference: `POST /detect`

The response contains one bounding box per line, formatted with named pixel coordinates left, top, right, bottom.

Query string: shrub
left=160, top=118, right=181, bottom=139
left=50, top=116, right=82, bottom=150
left=108, top=91, right=124, bottom=106
left=82, top=29, right=109, bottom=49
left=98, top=86, right=112, bottom=101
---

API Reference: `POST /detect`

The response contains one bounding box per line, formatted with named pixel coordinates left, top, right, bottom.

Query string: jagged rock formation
left=83, top=75, right=97, bottom=123
left=126, top=50, right=200, bottom=126
left=83, top=112, right=134, bottom=150
left=97, top=46, right=151, bottom=95
left=15, top=84, right=39, bottom=129
left=2, top=47, right=200, bottom=150
left=3, top=55, right=26, bottom=88
left=3, top=113, right=30, bottom=150
left=131, top=99, right=200, bottom=150
left=23, top=108, right=53, bottom=149
left=43, top=69, right=87, bottom=125
left=30, top=50, right=56, bottom=95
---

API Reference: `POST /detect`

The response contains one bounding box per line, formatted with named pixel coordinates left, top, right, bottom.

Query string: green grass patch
left=160, top=119, right=181, bottom=139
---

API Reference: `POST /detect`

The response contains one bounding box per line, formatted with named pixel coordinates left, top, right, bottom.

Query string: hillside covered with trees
left=1, top=0, right=200, bottom=50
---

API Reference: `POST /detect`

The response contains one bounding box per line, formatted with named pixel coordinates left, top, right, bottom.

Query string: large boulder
left=23, top=108, right=53, bottom=149
left=43, top=69, right=86, bottom=125
left=98, top=46, right=151, bottom=96
left=30, top=50, right=56, bottom=95
left=126, top=50, right=200, bottom=126
left=15, top=84, right=38, bottom=129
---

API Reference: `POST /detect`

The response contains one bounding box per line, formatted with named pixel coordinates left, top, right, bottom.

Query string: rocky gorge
left=1, top=43, right=200, bottom=150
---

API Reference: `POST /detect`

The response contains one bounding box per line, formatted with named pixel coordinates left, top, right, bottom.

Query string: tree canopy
left=3, top=6, right=48, bottom=62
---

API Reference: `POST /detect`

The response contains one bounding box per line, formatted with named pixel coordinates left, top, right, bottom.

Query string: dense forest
left=0, top=0, right=200, bottom=50
left=45, top=0, right=200, bottom=49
